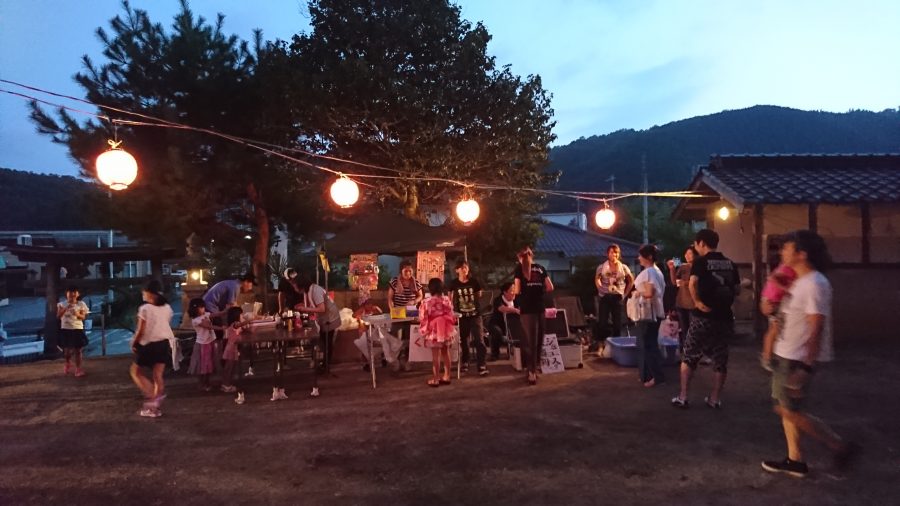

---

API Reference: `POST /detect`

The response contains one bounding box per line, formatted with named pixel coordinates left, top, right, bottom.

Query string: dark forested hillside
left=548, top=105, right=900, bottom=210
left=0, top=168, right=104, bottom=230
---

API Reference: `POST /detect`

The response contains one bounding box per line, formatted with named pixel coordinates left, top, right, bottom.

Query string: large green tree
left=279, top=0, right=557, bottom=267
left=30, top=0, right=322, bottom=287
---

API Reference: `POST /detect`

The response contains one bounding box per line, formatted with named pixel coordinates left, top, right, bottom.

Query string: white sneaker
left=310, top=387, right=320, bottom=397
left=234, top=392, right=245, bottom=405
left=244, top=366, right=255, bottom=377
left=139, top=408, right=162, bottom=418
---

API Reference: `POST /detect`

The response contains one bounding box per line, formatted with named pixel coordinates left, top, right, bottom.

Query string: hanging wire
left=1, top=79, right=705, bottom=204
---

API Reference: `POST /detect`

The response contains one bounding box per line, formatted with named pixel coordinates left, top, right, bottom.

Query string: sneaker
left=139, top=408, right=162, bottom=418
left=278, top=388, right=289, bottom=400
left=478, top=366, right=490, bottom=376
left=671, top=396, right=689, bottom=409
left=704, top=396, right=723, bottom=409
left=833, top=442, right=861, bottom=472
left=221, top=385, right=237, bottom=393
left=310, top=387, right=320, bottom=397
left=244, top=366, right=255, bottom=377
left=74, top=368, right=86, bottom=377
left=761, top=458, right=808, bottom=478
left=234, top=392, right=245, bottom=405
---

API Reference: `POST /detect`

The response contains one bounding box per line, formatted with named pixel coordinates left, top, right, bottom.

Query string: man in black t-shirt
left=672, top=229, right=740, bottom=409
left=447, top=259, right=489, bottom=375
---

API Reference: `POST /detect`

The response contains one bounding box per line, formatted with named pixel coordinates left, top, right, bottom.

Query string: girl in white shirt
left=633, top=244, right=666, bottom=388
left=187, top=298, right=223, bottom=392
left=129, top=280, right=175, bottom=418
left=57, top=286, right=89, bottom=377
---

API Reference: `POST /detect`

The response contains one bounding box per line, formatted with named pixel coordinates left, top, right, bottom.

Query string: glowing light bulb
left=717, top=205, right=730, bottom=221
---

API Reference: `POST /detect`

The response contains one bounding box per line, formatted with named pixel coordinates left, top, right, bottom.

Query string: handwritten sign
left=540, top=333, right=565, bottom=374
left=416, top=250, right=445, bottom=286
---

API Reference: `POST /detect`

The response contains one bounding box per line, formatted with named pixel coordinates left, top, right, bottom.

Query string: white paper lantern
left=595, top=207, right=616, bottom=230
left=96, top=147, right=138, bottom=191
left=330, top=176, right=360, bottom=208
left=455, top=198, right=480, bottom=224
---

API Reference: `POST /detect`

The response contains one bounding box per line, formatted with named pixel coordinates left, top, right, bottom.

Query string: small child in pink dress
left=221, top=307, right=252, bottom=403
left=418, top=278, right=457, bottom=387
left=760, top=263, right=798, bottom=371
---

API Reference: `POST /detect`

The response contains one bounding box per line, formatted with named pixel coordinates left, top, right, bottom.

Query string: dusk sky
left=1, top=0, right=898, bottom=178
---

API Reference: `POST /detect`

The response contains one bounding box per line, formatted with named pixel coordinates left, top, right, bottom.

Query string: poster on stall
left=349, top=253, right=379, bottom=299
left=540, top=334, right=565, bottom=374
left=408, top=324, right=459, bottom=363
left=416, top=250, right=445, bottom=286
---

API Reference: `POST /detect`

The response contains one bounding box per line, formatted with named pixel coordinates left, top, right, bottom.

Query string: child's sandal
left=427, top=379, right=440, bottom=387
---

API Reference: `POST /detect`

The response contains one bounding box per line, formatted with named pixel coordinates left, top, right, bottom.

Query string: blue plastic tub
left=606, top=336, right=679, bottom=367
left=606, top=337, right=638, bottom=367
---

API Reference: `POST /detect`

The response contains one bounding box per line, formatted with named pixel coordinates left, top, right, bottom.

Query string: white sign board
left=540, top=333, right=565, bottom=374
left=409, top=324, right=459, bottom=362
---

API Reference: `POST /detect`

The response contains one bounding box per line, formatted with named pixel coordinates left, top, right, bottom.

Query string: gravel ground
left=1, top=334, right=898, bottom=505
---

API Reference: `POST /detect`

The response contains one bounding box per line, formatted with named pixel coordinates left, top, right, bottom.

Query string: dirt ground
left=1, top=331, right=898, bottom=506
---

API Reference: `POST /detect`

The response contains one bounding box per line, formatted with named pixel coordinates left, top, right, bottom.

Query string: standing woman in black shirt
left=513, top=246, right=554, bottom=385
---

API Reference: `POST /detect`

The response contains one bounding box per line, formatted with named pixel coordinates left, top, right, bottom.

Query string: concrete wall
left=871, top=204, right=900, bottom=263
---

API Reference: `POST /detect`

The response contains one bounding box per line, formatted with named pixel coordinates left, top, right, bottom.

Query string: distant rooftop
left=535, top=222, right=640, bottom=259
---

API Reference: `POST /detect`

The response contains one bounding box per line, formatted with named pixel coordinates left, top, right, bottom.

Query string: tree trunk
left=403, top=183, right=420, bottom=221
left=247, top=182, right=270, bottom=309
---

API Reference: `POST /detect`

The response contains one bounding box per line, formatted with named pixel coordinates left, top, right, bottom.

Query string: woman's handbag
left=626, top=291, right=642, bottom=322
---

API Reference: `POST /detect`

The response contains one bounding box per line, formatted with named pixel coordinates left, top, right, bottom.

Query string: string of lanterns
left=0, top=79, right=702, bottom=230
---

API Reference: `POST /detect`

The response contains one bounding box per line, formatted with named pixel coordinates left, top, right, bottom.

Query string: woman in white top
left=129, top=280, right=175, bottom=418
left=294, top=275, right=342, bottom=373
left=633, top=244, right=667, bottom=387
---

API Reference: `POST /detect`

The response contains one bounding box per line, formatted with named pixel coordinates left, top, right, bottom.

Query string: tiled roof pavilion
left=675, top=153, right=900, bottom=219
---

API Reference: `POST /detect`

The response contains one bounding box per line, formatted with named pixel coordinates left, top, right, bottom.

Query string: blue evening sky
left=1, top=0, right=898, bottom=177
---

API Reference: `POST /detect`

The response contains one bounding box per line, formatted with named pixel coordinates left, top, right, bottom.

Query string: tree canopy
left=279, top=0, right=558, bottom=266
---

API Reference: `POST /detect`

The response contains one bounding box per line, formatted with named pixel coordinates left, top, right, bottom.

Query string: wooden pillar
left=861, top=202, right=871, bottom=264
left=808, top=203, right=818, bottom=233
left=43, top=259, right=61, bottom=356
left=752, top=204, right=766, bottom=338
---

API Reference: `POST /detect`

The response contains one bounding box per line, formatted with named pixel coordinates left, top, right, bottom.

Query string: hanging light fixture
left=330, top=175, right=360, bottom=208
left=716, top=204, right=731, bottom=221
left=96, top=139, right=138, bottom=191
left=455, top=194, right=480, bottom=225
left=595, top=201, right=616, bottom=230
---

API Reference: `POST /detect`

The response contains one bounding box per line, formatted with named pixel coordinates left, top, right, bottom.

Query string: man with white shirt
left=760, top=230, right=858, bottom=478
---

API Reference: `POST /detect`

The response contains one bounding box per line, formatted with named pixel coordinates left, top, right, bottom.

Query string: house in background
left=673, top=153, right=900, bottom=339
left=534, top=215, right=640, bottom=285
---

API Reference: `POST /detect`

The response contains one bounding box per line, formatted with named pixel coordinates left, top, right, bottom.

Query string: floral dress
left=419, top=295, right=457, bottom=348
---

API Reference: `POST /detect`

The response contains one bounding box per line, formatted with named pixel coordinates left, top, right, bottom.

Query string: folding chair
left=554, top=296, right=592, bottom=346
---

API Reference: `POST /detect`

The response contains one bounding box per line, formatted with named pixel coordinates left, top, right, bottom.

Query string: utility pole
left=642, top=154, right=648, bottom=244
left=606, top=175, right=616, bottom=194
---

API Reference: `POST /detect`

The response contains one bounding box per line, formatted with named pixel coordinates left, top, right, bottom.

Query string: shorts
left=58, top=328, right=88, bottom=349
left=134, top=340, right=171, bottom=368
left=682, top=315, right=732, bottom=373
left=771, top=355, right=814, bottom=412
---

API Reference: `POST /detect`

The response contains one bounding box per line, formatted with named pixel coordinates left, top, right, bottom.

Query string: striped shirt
left=389, top=276, right=423, bottom=306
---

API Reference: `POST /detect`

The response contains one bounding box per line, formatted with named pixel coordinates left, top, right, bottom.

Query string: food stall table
left=240, top=325, right=321, bottom=397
